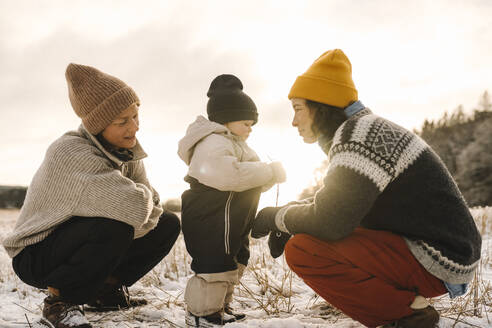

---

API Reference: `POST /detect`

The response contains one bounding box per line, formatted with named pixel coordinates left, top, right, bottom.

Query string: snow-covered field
left=0, top=208, right=491, bottom=328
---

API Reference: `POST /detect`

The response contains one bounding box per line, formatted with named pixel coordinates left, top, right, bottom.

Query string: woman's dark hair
left=306, top=100, right=347, bottom=138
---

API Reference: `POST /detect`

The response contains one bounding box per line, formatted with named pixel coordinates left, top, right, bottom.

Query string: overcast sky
left=1, top=0, right=491, bottom=203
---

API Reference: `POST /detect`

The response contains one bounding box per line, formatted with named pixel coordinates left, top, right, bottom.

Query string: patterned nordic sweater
left=278, top=108, right=481, bottom=284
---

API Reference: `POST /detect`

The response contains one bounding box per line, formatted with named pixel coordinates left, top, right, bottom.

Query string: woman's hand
left=251, top=206, right=282, bottom=238
left=268, top=231, right=292, bottom=258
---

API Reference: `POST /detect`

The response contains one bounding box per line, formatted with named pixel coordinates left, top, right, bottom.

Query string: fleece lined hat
left=207, top=74, right=258, bottom=125
left=65, top=63, right=140, bottom=135
left=288, top=49, right=358, bottom=108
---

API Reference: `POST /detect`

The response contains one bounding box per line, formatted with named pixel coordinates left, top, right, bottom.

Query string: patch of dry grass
left=432, top=207, right=492, bottom=327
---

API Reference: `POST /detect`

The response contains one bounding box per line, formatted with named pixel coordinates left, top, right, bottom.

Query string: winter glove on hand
left=269, top=161, right=287, bottom=184
left=285, top=197, right=314, bottom=206
left=268, top=231, right=292, bottom=258
left=251, top=206, right=282, bottom=238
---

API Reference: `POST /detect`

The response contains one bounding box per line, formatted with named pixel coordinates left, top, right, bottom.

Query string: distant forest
left=299, top=91, right=492, bottom=207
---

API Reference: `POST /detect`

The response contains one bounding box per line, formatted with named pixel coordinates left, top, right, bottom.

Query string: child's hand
left=261, top=180, right=276, bottom=192
left=269, top=161, right=286, bottom=183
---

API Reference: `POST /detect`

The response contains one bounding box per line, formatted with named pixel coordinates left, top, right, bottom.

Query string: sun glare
left=248, top=129, right=326, bottom=208
left=140, top=127, right=326, bottom=209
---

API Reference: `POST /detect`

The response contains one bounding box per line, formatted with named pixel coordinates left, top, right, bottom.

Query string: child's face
left=225, top=120, right=254, bottom=141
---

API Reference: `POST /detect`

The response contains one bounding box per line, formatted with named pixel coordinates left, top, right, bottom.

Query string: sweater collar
left=343, top=100, right=365, bottom=117
left=318, top=101, right=372, bottom=154
left=79, top=124, right=147, bottom=166
left=95, top=134, right=135, bottom=162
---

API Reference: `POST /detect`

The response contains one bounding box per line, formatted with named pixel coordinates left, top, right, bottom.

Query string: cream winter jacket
left=178, top=116, right=274, bottom=192
left=2, top=125, right=163, bottom=258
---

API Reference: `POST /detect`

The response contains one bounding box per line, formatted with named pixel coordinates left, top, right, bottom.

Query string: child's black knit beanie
left=207, top=74, right=258, bottom=125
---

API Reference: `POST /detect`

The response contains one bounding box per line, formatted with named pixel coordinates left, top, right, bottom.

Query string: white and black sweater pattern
left=281, top=109, right=481, bottom=284
left=328, top=111, right=428, bottom=192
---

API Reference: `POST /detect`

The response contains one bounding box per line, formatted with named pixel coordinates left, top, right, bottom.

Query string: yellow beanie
left=288, top=49, right=358, bottom=108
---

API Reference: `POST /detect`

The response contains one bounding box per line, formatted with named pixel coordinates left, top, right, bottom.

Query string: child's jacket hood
left=178, top=115, right=229, bottom=165
left=177, top=116, right=274, bottom=193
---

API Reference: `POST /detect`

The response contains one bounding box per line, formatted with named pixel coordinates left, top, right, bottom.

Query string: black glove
left=268, top=231, right=291, bottom=258
left=251, top=206, right=282, bottom=238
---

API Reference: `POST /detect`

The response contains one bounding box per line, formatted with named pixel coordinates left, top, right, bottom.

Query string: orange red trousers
left=284, top=228, right=447, bottom=327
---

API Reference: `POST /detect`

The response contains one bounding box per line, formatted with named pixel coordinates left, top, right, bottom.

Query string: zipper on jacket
left=224, top=191, right=234, bottom=254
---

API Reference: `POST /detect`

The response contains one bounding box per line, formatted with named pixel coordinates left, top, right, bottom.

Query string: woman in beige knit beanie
left=2, top=64, right=181, bottom=328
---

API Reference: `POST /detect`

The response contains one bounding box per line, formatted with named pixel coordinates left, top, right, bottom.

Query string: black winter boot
left=86, top=285, right=147, bottom=312
left=185, top=310, right=237, bottom=327
left=42, top=296, right=91, bottom=328
left=382, top=305, right=440, bottom=328
left=224, top=304, right=246, bottom=321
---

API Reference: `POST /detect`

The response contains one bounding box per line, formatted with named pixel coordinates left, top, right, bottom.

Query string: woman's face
left=291, top=98, right=317, bottom=144
left=225, top=120, right=254, bottom=141
left=102, top=103, right=139, bottom=149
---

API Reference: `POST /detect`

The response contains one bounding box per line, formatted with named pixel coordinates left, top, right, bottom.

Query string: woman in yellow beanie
left=2, top=64, right=181, bottom=328
left=251, top=49, right=481, bottom=328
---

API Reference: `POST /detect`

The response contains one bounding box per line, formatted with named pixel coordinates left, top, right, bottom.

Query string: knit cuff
left=275, top=206, right=291, bottom=233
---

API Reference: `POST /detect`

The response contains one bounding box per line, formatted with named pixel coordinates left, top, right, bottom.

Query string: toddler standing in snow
left=178, top=74, right=286, bottom=327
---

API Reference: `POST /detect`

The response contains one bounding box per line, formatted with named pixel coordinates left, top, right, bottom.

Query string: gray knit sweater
left=2, top=125, right=163, bottom=258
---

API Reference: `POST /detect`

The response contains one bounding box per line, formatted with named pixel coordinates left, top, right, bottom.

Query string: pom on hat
left=65, top=63, right=140, bottom=135
left=288, top=49, right=358, bottom=108
left=207, top=74, right=258, bottom=124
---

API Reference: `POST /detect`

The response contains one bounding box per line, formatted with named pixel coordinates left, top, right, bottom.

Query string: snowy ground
left=0, top=208, right=491, bottom=328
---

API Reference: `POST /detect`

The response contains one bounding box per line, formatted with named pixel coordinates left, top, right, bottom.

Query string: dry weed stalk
left=236, top=240, right=297, bottom=315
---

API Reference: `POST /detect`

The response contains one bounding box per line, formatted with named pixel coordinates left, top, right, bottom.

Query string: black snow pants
left=181, top=177, right=261, bottom=274
left=12, top=212, right=180, bottom=304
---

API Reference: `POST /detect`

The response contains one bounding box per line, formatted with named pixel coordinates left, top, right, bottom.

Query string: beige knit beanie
left=65, top=63, right=140, bottom=135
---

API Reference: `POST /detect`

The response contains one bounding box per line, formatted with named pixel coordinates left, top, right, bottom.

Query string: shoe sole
left=224, top=312, right=246, bottom=322
left=185, top=314, right=224, bottom=328
left=38, top=318, right=55, bottom=328
left=85, top=302, right=146, bottom=312
left=85, top=305, right=126, bottom=312
left=38, top=316, right=92, bottom=328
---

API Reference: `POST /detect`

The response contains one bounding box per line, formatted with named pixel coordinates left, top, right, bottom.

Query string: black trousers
left=12, top=212, right=180, bottom=304
left=182, top=185, right=261, bottom=274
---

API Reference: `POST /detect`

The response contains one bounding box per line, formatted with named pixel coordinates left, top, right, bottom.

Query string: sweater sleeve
left=127, top=160, right=164, bottom=236
left=278, top=140, right=395, bottom=241
left=129, top=160, right=160, bottom=203
left=188, top=134, right=274, bottom=192
left=74, top=159, right=155, bottom=232
left=281, top=166, right=380, bottom=241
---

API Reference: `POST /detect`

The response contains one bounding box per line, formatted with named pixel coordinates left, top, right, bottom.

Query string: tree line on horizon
left=299, top=91, right=492, bottom=207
